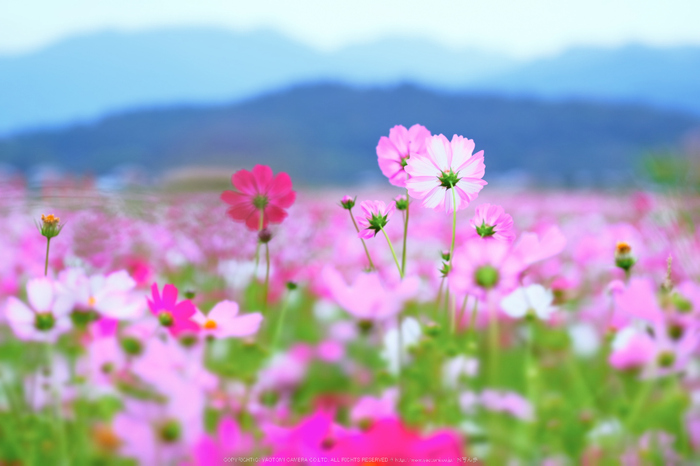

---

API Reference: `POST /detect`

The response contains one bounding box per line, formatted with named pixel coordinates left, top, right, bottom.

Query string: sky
left=1, top=0, right=699, bottom=58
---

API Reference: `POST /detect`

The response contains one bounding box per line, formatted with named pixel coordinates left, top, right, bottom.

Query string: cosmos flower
left=376, top=124, right=431, bottom=187
left=147, top=283, right=199, bottom=336
left=221, top=164, right=296, bottom=231
left=470, top=203, right=515, bottom=242
left=405, top=134, right=486, bottom=213
left=501, top=284, right=556, bottom=320
left=355, top=200, right=395, bottom=239
left=5, top=277, right=73, bottom=342
left=192, top=300, right=263, bottom=339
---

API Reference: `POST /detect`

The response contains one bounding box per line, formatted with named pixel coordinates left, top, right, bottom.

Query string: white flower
left=382, top=317, right=421, bottom=374
left=501, top=284, right=555, bottom=320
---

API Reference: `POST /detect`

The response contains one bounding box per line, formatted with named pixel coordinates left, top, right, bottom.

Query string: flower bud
left=38, top=214, right=64, bottom=239
left=440, top=250, right=451, bottom=261
left=258, top=228, right=273, bottom=244
left=615, top=242, right=636, bottom=272
left=394, top=195, right=409, bottom=211
left=340, top=196, right=356, bottom=210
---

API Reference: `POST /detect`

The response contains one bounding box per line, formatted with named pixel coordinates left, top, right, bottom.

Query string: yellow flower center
left=203, top=319, right=217, bottom=330
left=88, top=296, right=96, bottom=307
left=41, top=214, right=60, bottom=226
left=616, top=241, right=631, bottom=255
left=93, top=425, right=121, bottom=451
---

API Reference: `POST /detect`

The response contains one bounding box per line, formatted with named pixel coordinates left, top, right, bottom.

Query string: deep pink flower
left=376, top=124, right=431, bottom=187
left=405, top=134, right=487, bottom=213
left=328, top=418, right=463, bottom=462
left=355, top=200, right=395, bottom=239
left=470, top=203, right=515, bottom=242
left=147, top=283, right=199, bottom=336
left=221, top=164, right=296, bottom=231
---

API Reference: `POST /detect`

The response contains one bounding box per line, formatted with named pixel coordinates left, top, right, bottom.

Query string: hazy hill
left=1, top=84, right=697, bottom=186
left=0, top=28, right=512, bottom=134
left=473, top=45, right=700, bottom=115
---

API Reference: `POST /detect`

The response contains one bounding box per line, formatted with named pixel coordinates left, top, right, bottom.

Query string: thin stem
left=272, top=288, right=292, bottom=350
left=434, top=278, right=445, bottom=321
left=448, top=182, right=458, bottom=268
left=254, top=208, right=265, bottom=272
left=454, top=294, right=469, bottom=334
left=467, top=298, right=479, bottom=354
left=488, top=295, right=500, bottom=386
left=348, top=209, right=375, bottom=270
left=401, top=188, right=409, bottom=276
left=44, top=237, right=51, bottom=276
left=263, top=242, right=270, bottom=312
left=525, top=319, right=539, bottom=458
left=380, top=227, right=403, bottom=279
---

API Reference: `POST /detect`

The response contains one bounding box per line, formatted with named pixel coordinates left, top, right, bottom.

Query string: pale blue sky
left=1, top=0, right=698, bottom=58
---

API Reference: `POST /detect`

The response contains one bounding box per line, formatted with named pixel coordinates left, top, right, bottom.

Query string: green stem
left=434, top=278, right=445, bottom=321
left=44, top=237, right=51, bottom=276
left=254, top=208, right=265, bottom=272
left=626, top=379, right=655, bottom=432
left=263, top=242, right=270, bottom=312
left=401, top=188, right=409, bottom=276
left=348, top=209, right=375, bottom=270
left=488, top=295, right=500, bottom=386
left=467, top=298, right=479, bottom=354
left=272, top=288, right=292, bottom=350
left=380, top=227, right=403, bottom=279
left=525, top=319, right=539, bottom=452
left=448, top=182, right=458, bottom=268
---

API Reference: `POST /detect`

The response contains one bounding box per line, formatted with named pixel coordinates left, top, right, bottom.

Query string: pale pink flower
left=59, top=268, right=143, bottom=320
left=470, top=203, right=515, bottom=242
left=355, top=200, right=396, bottom=239
left=192, top=300, right=263, bottom=339
left=322, top=266, right=419, bottom=321
left=376, top=124, right=431, bottom=187
left=350, top=388, right=398, bottom=425
left=450, top=239, right=524, bottom=299
left=405, top=134, right=486, bottom=213
left=5, top=277, right=73, bottom=342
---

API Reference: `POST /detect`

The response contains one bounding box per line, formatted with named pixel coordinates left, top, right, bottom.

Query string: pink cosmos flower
left=376, top=124, right=431, bottom=187
left=322, top=266, right=419, bottom=322
left=355, top=200, right=396, bottom=239
left=405, top=134, right=487, bottom=213
left=470, top=203, right=515, bottom=242
left=5, top=277, right=73, bottom=342
left=450, top=239, right=524, bottom=299
left=147, top=283, right=199, bottom=336
left=192, top=300, right=263, bottom=339
left=221, top=164, right=296, bottom=231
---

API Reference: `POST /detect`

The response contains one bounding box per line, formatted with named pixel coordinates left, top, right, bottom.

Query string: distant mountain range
left=1, top=27, right=699, bottom=135
left=1, top=84, right=697, bottom=186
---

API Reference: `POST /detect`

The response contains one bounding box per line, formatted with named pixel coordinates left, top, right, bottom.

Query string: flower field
left=1, top=126, right=700, bottom=465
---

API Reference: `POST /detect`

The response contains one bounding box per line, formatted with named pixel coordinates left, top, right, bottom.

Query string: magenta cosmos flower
left=470, top=203, right=515, bottom=242
left=147, top=283, right=199, bottom=336
left=355, top=200, right=395, bottom=239
left=221, top=164, right=296, bottom=231
left=405, top=134, right=486, bottom=213
left=376, top=124, right=431, bottom=187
